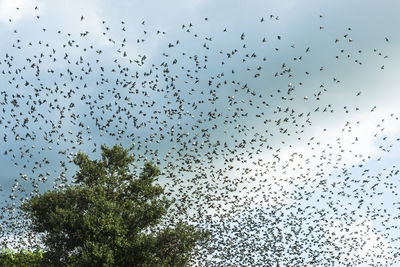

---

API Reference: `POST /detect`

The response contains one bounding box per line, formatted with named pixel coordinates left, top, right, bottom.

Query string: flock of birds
left=0, top=4, right=399, bottom=266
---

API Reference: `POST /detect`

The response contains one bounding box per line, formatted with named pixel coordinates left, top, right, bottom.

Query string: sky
left=0, top=0, right=400, bottom=265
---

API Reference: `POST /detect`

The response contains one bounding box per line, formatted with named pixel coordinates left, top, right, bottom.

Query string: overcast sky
left=1, top=0, right=400, bottom=265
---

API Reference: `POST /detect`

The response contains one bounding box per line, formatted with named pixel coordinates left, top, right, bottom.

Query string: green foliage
left=0, top=248, right=44, bottom=267
left=21, top=144, right=208, bottom=266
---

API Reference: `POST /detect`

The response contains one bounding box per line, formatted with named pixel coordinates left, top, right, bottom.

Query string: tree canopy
left=0, top=248, right=44, bottom=267
left=20, top=144, right=208, bottom=266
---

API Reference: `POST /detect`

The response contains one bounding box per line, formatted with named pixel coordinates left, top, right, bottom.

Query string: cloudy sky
left=0, top=0, right=400, bottom=265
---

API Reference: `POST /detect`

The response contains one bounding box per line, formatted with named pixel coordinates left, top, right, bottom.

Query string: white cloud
left=229, top=102, right=400, bottom=211
left=0, top=0, right=39, bottom=24
left=325, top=218, right=394, bottom=265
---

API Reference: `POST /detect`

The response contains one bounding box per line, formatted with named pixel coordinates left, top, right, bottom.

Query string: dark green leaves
left=20, top=144, right=206, bottom=266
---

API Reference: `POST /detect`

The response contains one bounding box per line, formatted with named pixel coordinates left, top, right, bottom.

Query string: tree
left=21, top=144, right=208, bottom=266
left=0, top=248, right=43, bottom=267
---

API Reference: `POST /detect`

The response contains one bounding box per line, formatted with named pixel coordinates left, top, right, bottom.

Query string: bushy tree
left=0, top=248, right=44, bottom=267
left=21, top=144, right=207, bottom=266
